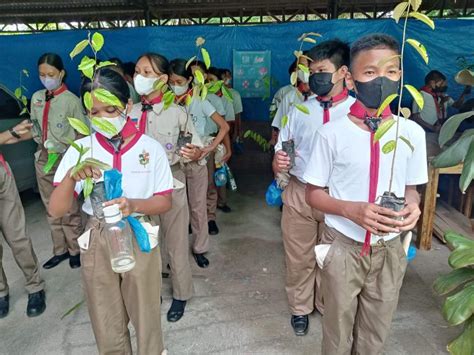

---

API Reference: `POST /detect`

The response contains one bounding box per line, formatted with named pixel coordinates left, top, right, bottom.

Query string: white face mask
left=297, top=70, right=310, bottom=84
left=92, top=106, right=127, bottom=139
left=41, top=76, right=62, bottom=91
left=170, top=84, right=189, bottom=96
left=134, top=74, right=158, bottom=96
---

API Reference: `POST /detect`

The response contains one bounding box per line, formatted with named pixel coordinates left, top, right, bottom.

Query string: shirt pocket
left=155, top=123, right=180, bottom=162
left=49, top=112, right=72, bottom=142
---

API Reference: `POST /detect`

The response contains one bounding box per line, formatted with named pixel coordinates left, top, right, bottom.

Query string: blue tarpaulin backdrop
left=0, top=19, right=472, bottom=121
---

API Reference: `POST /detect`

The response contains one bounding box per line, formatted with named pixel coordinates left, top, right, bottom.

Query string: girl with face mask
left=169, top=58, right=230, bottom=269
left=129, top=53, right=203, bottom=323
left=49, top=68, right=173, bottom=354
left=30, top=53, right=87, bottom=270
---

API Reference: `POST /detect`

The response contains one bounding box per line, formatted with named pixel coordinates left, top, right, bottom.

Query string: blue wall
left=0, top=19, right=472, bottom=121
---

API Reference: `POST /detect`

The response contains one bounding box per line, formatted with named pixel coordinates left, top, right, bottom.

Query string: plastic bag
left=214, top=166, right=227, bottom=187
left=265, top=180, right=283, bottom=207
left=104, top=169, right=151, bottom=253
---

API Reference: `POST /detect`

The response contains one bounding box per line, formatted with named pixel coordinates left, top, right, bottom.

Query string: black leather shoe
left=69, top=254, right=81, bottom=269
left=0, top=295, right=9, bottom=318
left=193, top=253, right=209, bottom=268
left=43, top=252, right=69, bottom=269
left=208, top=220, right=219, bottom=235
left=291, top=315, right=309, bottom=336
left=167, top=299, right=186, bottom=322
left=217, top=204, right=232, bottom=213
left=27, top=290, right=46, bottom=317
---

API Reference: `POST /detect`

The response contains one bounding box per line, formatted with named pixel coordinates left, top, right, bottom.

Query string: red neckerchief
left=95, top=120, right=141, bottom=172
left=317, top=88, right=349, bottom=124
left=139, top=94, right=163, bottom=134
left=297, top=82, right=311, bottom=101
left=420, top=85, right=445, bottom=120
left=175, top=88, right=193, bottom=105
left=215, top=90, right=223, bottom=98
left=349, top=100, right=393, bottom=256
left=0, top=153, right=10, bottom=176
left=42, top=83, right=68, bottom=142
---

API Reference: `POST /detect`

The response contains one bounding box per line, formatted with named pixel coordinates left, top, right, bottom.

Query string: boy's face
left=309, top=59, right=347, bottom=85
left=348, top=48, right=401, bottom=87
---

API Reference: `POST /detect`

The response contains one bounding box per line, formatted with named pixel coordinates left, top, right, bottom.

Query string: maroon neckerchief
left=139, top=94, right=163, bottom=134
left=349, top=101, right=393, bottom=256
left=317, top=88, right=349, bottom=124
left=42, top=83, right=68, bottom=142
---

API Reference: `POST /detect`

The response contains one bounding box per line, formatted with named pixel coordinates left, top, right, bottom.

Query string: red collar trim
left=349, top=100, right=392, bottom=119
left=141, top=94, right=163, bottom=105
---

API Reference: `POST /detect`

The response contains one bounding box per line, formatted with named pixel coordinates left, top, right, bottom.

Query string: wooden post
left=417, top=164, right=439, bottom=250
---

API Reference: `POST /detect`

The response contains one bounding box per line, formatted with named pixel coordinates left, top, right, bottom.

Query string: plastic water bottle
left=224, top=163, right=237, bottom=191
left=214, top=165, right=228, bottom=187
left=103, top=204, right=136, bottom=273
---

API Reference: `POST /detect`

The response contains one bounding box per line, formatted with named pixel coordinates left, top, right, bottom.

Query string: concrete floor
left=0, top=171, right=460, bottom=355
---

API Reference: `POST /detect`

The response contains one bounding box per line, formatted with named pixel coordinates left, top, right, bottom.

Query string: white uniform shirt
left=53, top=129, right=173, bottom=216
left=303, top=116, right=428, bottom=243
left=269, top=84, right=294, bottom=121
left=230, top=88, right=243, bottom=115
left=189, top=98, right=217, bottom=139
left=271, top=88, right=316, bottom=129
left=412, top=91, right=454, bottom=125
left=275, top=96, right=356, bottom=182
left=206, top=94, right=226, bottom=134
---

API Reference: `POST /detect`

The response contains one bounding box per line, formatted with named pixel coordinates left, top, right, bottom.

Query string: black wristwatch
left=9, top=127, right=21, bottom=139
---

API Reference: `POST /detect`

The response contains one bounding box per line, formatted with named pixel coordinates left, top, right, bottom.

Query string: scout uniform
left=275, top=90, right=354, bottom=317
left=271, top=87, right=315, bottom=130
left=0, top=154, right=44, bottom=299
left=30, top=84, right=86, bottom=257
left=130, top=96, right=202, bottom=302
left=413, top=87, right=455, bottom=126
left=269, top=84, right=294, bottom=123
left=53, top=121, right=173, bottom=354
left=303, top=104, right=428, bottom=354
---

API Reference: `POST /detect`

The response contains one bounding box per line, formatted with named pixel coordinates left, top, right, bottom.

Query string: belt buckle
left=375, top=239, right=386, bottom=247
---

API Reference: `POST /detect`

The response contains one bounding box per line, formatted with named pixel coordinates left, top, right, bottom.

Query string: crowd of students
left=0, top=31, right=471, bottom=354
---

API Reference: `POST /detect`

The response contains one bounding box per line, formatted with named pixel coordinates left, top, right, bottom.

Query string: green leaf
left=298, top=64, right=310, bottom=74
left=67, top=139, right=82, bottom=153
left=93, top=88, right=124, bottom=108
left=67, top=117, right=90, bottom=136
left=438, top=112, right=474, bottom=147
left=374, top=118, right=396, bottom=142
left=447, top=316, right=474, bottom=355
left=83, top=92, right=93, bottom=111
left=43, top=153, right=60, bottom=174
left=434, top=268, right=474, bottom=296
left=91, top=32, right=104, bottom=52
left=406, top=39, right=429, bottom=64
left=14, top=88, right=21, bottom=99
left=83, top=176, right=93, bottom=199
left=302, top=37, right=317, bottom=44
left=163, top=91, right=175, bottom=110
left=399, top=135, right=414, bottom=152
left=243, top=130, right=251, bottom=139
left=83, top=157, right=111, bottom=170
left=91, top=117, right=119, bottom=137
left=442, top=282, right=474, bottom=326
left=294, top=104, right=309, bottom=115
left=194, top=69, right=205, bottom=85
left=20, top=108, right=28, bottom=116
left=446, top=232, right=474, bottom=250
left=200, top=84, right=208, bottom=100
left=60, top=300, right=84, bottom=320
left=22, top=69, right=29, bottom=77
left=290, top=71, right=298, bottom=86
left=393, top=1, right=409, bottom=23
left=409, top=0, right=422, bottom=12
left=400, top=107, right=411, bottom=119
left=405, top=84, right=424, bottom=110
left=70, top=39, right=89, bottom=59
left=222, top=85, right=234, bottom=102
left=432, top=130, right=474, bottom=169
left=377, top=54, right=402, bottom=68
left=153, top=80, right=166, bottom=92
left=186, top=56, right=197, bottom=69
left=377, top=93, right=398, bottom=117
left=69, top=161, right=87, bottom=178
left=208, top=81, right=222, bottom=94
left=281, top=115, right=289, bottom=128
left=185, top=94, right=193, bottom=107
left=409, top=11, right=435, bottom=30
left=21, top=95, right=27, bottom=106
left=382, top=140, right=396, bottom=154
left=460, top=140, right=474, bottom=193
left=449, top=241, right=474, bottom=270
left=78, top=56, right=96, bottom=71
left=82, top=67, right=94, bottom=80
left=201, top=48, right=211, bottom=69
left=96, top=61, right=116, bottom=69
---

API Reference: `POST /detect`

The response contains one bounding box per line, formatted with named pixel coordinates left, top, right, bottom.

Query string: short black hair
left=122, top=62, right=136, bottom=77
left=350, top=34, right=400, bottom=64
left=137, top=53, right=170, bottom=75
left=169, top=58, right=193, bottom=80
left=192, top=60, right=207, bottom=73
left=307, top=39, right=350, bottom=69
left=80, top=68, right=130, bottom=110
left=425, top=70, right=446, bottom=84
left=221, top=68, right=231, bottom=78
left=208, top=67, right=222, bottom=78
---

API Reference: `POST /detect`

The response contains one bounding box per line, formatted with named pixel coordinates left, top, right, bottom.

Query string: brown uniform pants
left=0, top=162, right=44, bottom=297
left=217, top=186, right=227, bottom=207
left=281, top=177, right=324, bottom=316
left=206, top=152, right=218, bottom=221
left=35, top=149, right=83, bottom=256
left=321, top=227, right=408, bottom=355
left=155, top=166, right=193, bottom=301
left=81, top=218, right=164, bottom=355
left=184, top=162, right=209, bottom=254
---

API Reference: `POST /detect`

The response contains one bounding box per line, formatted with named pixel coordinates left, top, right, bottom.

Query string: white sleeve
left=274, top=106, right=296, bottom=152
left=208, top=95, right=226, bottom=116
left=53, top=144, right=84, bottom=196
left=303, top=131, right=334, bottom=187
left=412, top=98, right=421, bottom=114
left=406, top=124, right=429, bottom=185
left=153, top=145, right=174, bottom=195
left=202, top=99, right=217, bottom=117
left=223, top=98, right=235, bottom=121
left=272, top=104, right=284, bottom=129
left=232, top=90, right=243, bottom=114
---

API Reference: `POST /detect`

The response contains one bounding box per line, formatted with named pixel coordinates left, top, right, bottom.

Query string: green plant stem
left=388, top=4, right=410, bottom=194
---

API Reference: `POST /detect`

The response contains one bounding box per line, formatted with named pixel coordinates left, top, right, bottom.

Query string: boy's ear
left=345, top=71, right=355, bottom=91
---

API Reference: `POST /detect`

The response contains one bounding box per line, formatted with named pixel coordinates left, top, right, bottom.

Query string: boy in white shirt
left=304, top=34, right=428, bottom=354
left=273, top=39, right=354, bottom=336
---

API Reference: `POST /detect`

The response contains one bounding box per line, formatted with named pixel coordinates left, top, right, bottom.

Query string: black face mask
left=439, top=86, right=448, bottom=93
left=354, top=76, right=400, bottom=109
left=309, top=72, right=334, bottom=97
